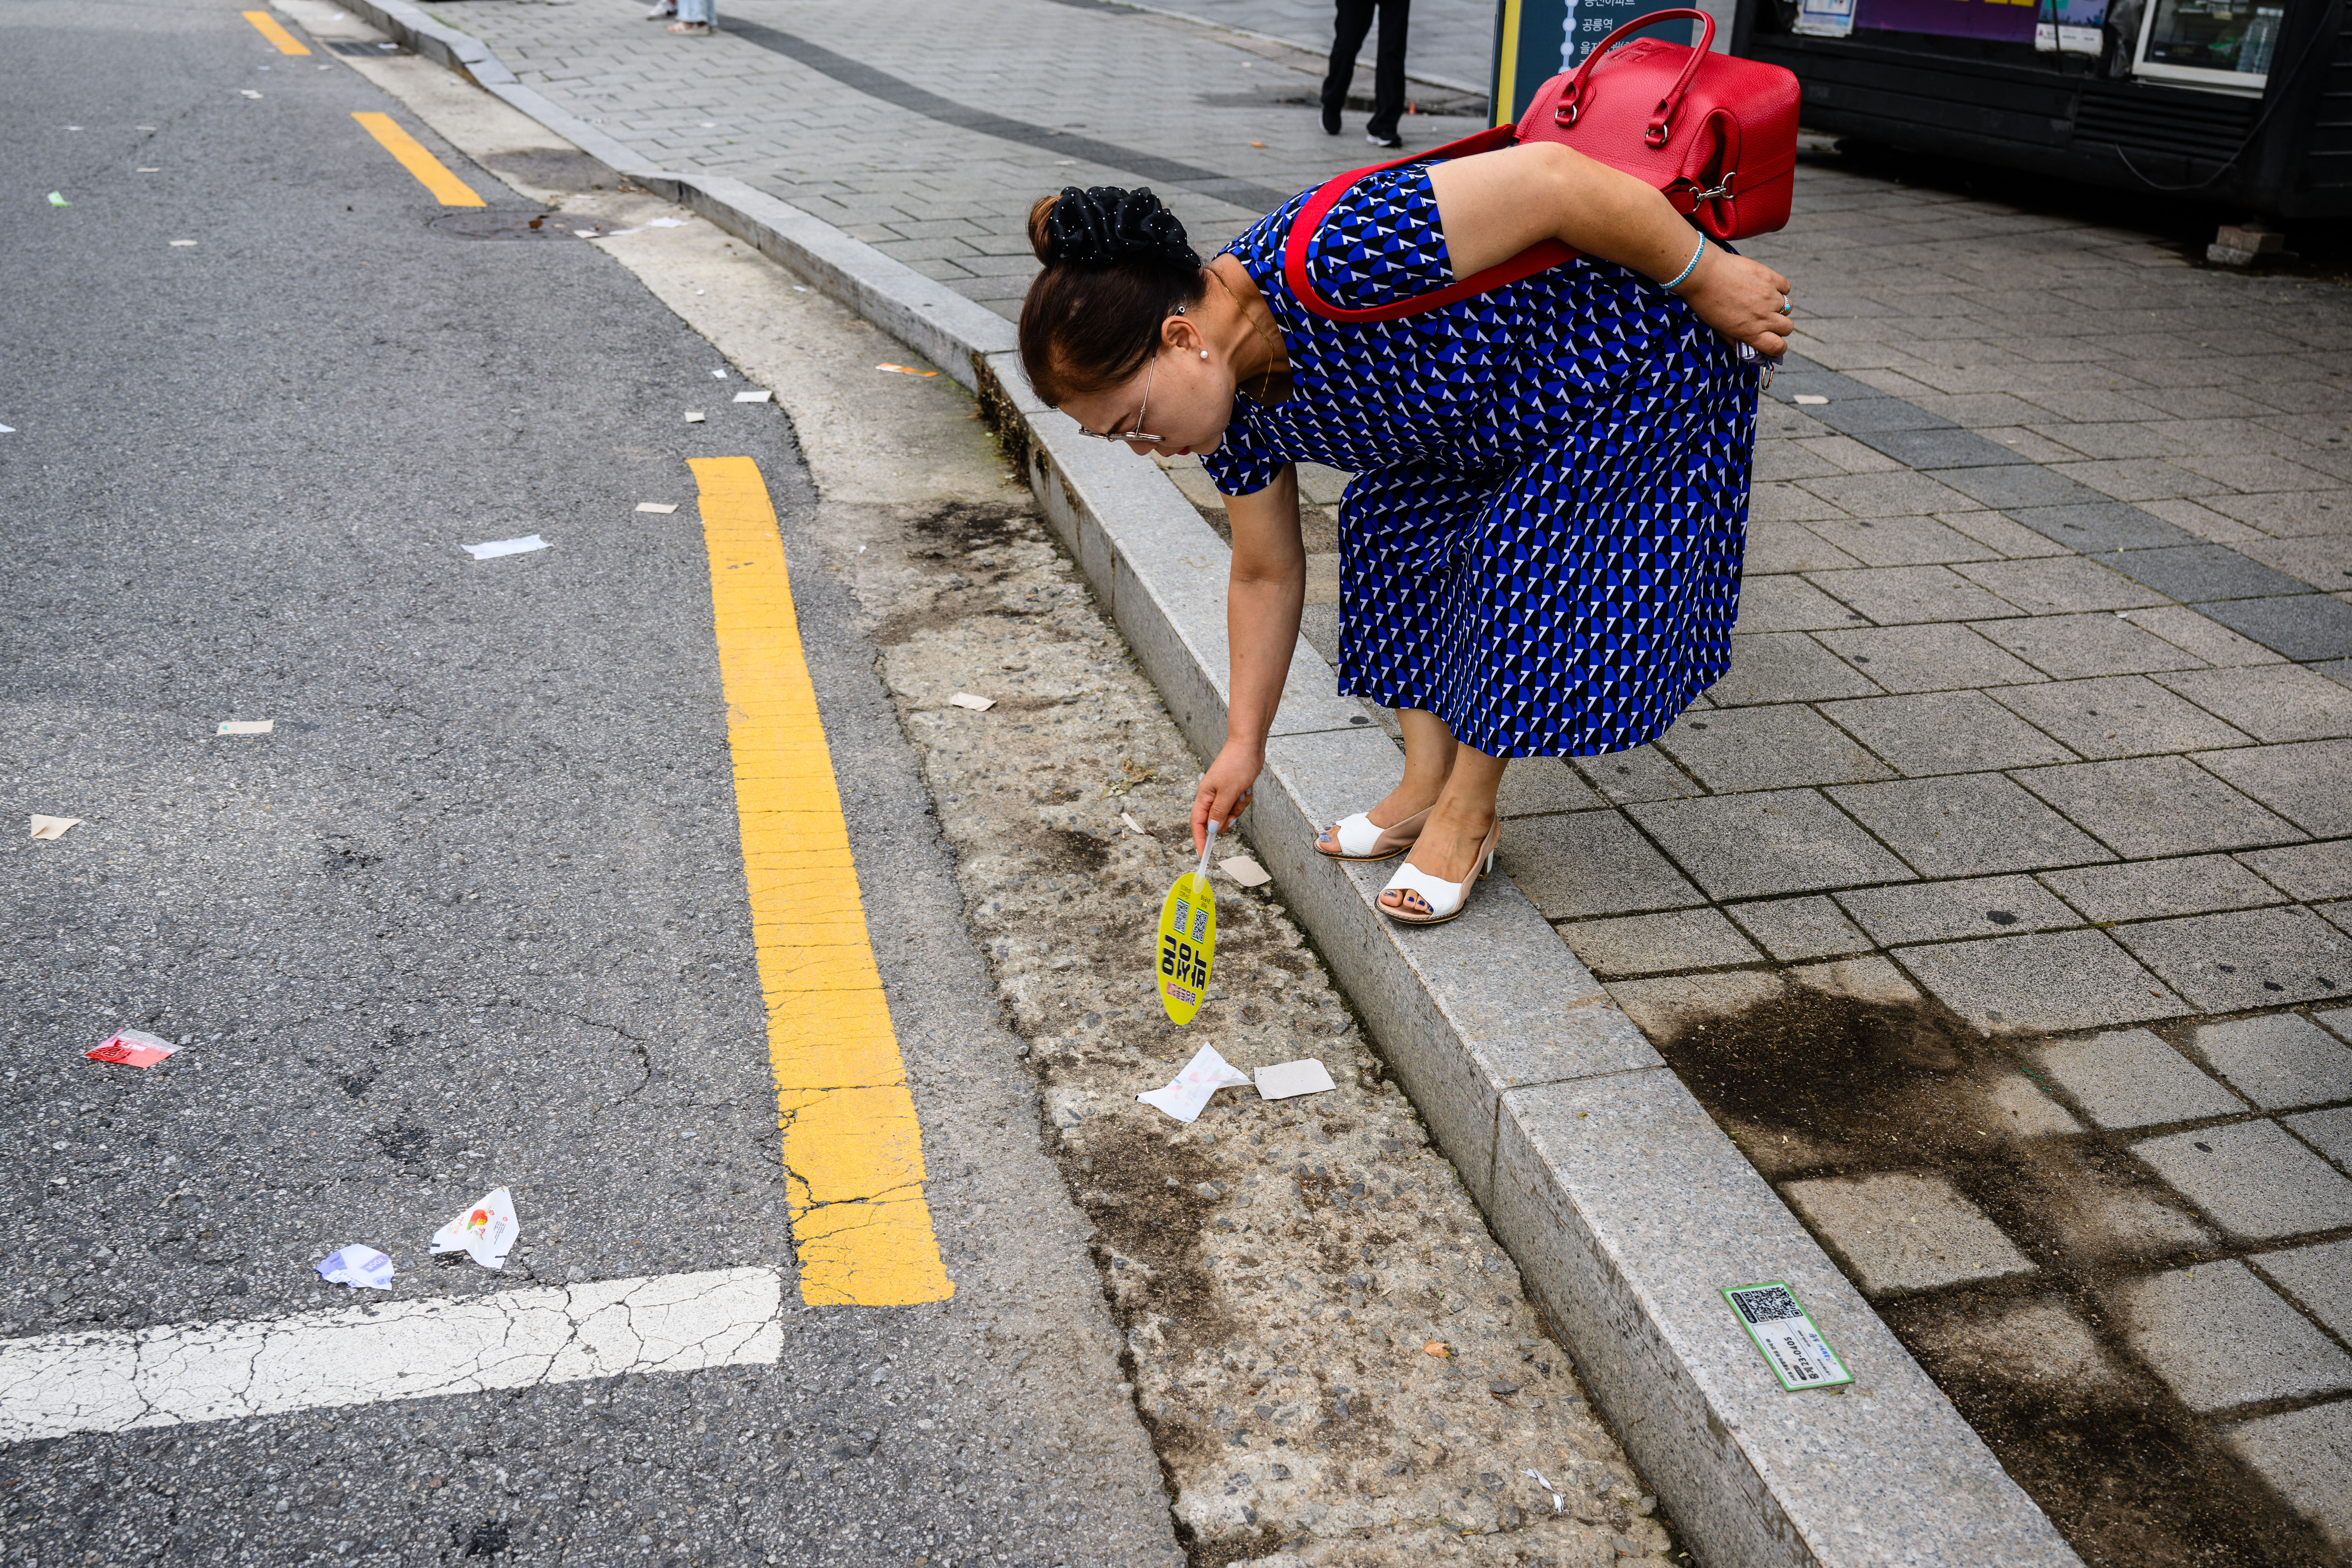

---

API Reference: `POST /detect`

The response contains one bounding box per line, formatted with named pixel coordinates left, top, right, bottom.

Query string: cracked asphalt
left=3, top=3, right=1177, bottom=1564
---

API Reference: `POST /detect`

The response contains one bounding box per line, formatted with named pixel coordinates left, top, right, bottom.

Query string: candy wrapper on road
left=85, top=1028, right=178, bottom=1068
left=317, top=1244, right=397, bottom=1290
left=430, top=1186, right=519, bottom=1270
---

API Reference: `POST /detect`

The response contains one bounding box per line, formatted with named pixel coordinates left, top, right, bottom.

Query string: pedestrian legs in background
left=645, top=0, right=676, bottom=17
left=668, top=0, right=712, bottom=34
left=1321, top=0, right=1411, bottom=147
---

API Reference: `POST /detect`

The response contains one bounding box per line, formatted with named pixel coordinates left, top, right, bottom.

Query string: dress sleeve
left=1198, top=398, right=1283, bottom=497
left=1298, top=165, right=1455, bottom=312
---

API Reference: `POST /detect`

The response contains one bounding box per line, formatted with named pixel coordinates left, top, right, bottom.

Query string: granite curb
left=327, top=6, right=2083, bottom=1562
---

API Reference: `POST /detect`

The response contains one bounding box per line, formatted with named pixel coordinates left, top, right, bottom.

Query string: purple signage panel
left=1854, top=0, right=2038, bottom=40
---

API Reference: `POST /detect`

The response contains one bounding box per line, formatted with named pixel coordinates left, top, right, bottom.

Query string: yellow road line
left=241, top=10, right=311, bottom=54
left=349, top=111, right=485, bottom=207
left=690, top=456, right=955, bottom=1309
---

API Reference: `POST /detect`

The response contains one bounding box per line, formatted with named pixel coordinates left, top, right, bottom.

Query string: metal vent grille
left=2306, top=25, right=2352, bottom=186
left=2073, top=88, right=2256, bottom=159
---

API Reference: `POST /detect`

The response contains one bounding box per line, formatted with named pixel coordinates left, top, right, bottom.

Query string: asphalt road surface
left=1, top=4, right=1179, bottom=1564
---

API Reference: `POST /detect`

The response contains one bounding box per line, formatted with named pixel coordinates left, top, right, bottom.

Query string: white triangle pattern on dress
left=1200, top=165, right=1757, bottom=760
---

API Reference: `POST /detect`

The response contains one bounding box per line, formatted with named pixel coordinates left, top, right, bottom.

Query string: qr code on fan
left=1729, top=1285, right=1802, bottom=1324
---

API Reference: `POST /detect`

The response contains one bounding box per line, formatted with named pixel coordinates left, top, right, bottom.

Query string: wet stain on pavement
left=1654, top=985, right=2346, bottom=1568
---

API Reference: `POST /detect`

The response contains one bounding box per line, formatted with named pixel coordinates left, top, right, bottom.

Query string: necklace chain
left=1210, top=266, right=1286, bottom=404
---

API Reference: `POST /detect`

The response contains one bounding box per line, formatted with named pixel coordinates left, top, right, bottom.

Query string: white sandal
left=1316, top=804, right=1430, bottom=862
left=1378, top=820, right=1500, bottom=925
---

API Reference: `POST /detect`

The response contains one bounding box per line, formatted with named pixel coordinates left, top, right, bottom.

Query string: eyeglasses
left=1070, top=353, right=1164, bottom=446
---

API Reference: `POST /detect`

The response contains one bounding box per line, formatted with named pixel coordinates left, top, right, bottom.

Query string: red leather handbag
left=1283, top=8, right=1800, bottom=324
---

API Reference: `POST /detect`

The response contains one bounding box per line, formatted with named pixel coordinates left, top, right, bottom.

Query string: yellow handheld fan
left=1154, top=819, right=1220, bottom=1026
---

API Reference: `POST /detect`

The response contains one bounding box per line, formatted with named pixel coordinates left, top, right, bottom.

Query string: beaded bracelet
left=1661, top=234, right=1706, bottom=292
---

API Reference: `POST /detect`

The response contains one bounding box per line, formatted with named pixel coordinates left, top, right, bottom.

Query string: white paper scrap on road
left=635, top=502, right=678, bottom=514
left=316, top=1245, right=395, bottom=1291
left=0, top=424, right=14, bottom=433
left=1138, top=1045, right=1252, bottom=1124
left=29, top=814, right=81, bottom=841
left=216, top=719, right=273, bottom=735
left=0, top=1266, right=784, bottom=1443
left=169, top=240, right=197, bottom=247
left=240, top=89, right=262, bottom=98
left=683, top=411, right=706, bottom=423
left=1255, top=1059, right=1335, bottom=1101
left=733, top=389, right=772, bottom=403
left=710, top=368, right=727, bottom=378
left=1793, top=394, right=1829, bottom=405
left=1220, top=855, right=1272, bottom=887
left=646, top=217, right=688, bottom=227
left=948, top=692, right=994, bottom=711
left=463, top=535, right=550, bottom=561
left=430, top=1187, right=519, bottom=1270
left=1121, top=812, right=1146, bottom=836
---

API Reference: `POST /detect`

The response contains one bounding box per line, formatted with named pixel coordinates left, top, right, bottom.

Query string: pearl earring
left=1199, top=350, right=1209, bottom=359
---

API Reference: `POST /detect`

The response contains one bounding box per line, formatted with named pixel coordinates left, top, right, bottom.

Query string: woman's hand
left=1676, top=246, right=1793, bottom=356
left=1428, top=145, right=1796, bottom=356
left=1192, top=740, right=1262, bottom=854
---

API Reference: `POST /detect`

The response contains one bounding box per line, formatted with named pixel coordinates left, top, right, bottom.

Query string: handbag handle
left=1553, top=6, right=1717, bottom=148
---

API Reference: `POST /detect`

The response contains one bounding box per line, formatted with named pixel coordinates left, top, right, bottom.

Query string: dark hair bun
left=1032, top=186, right=1200, bottom=273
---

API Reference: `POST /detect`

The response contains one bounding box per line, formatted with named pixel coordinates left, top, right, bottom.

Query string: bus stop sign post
left=1490, top=0, right=1720, bottom=124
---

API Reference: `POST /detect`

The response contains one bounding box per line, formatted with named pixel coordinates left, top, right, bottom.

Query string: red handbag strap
left=1552, top=6, right=1717, bottom=147
left=1280, top=125, right=1579, bottom=325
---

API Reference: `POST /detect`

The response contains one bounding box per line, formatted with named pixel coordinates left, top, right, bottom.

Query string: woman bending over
left=1018, top=142, right=1791, bottom=924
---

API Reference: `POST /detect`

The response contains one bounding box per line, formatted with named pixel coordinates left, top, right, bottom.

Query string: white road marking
left=0, top=1267, right=782, bottom=1443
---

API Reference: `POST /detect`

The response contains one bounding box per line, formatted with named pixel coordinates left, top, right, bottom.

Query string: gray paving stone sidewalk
left=1134, top=0, right=1499, bottom=92
left=385, top=1, right=2351, bottom=1553
left=428, top=0, right=1490, bottom=320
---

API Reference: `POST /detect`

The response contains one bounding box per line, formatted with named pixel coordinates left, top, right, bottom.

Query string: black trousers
left=1323, top=0, right=1410, bottom=139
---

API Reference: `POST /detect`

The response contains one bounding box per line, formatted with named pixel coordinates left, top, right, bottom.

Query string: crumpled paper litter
left=1138, top=1045, right=1251, bottom=1124
left=317, top=1244, right=396, bottom=1290
left=430, top=1186, right=519, bottom=1270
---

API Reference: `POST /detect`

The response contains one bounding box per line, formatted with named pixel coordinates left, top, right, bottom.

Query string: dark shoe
left=1321, top=103, right=1341, bottom=135
left=1366, top=130, right=1402, bottom=148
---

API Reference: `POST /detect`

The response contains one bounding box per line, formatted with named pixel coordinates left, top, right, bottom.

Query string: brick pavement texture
left=431, top=0, right=1492, bottom=318
left=414, top=1, right=2352, bottom=1553
left=1128, top=0, right=1499, bottom=91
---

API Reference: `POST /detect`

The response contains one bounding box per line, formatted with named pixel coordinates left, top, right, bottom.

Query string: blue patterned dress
left=1202, top=164, right=1758, bottom=759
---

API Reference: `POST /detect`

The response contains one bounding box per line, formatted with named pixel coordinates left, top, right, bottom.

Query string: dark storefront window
left=2136, top=0, right=2279, bottom=89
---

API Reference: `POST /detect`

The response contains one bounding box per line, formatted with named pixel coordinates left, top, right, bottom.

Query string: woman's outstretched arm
left=1427, top=141, right=1792, bottom=354
left=1192, top=464, right=1304, bottom=852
